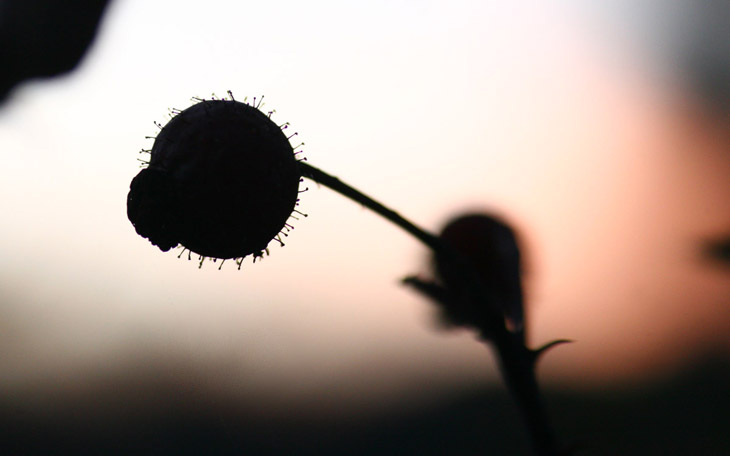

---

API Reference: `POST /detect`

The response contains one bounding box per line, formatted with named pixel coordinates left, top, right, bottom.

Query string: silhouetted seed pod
left=435, top=214, right=524, bottom=331
left=127, top=98, right=301, bottom=262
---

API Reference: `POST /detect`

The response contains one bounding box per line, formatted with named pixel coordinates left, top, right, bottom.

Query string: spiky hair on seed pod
left=127, top=94, right=304, bottom=268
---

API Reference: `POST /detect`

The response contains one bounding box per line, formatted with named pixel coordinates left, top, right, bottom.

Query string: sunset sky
left=1, top=0, right=728, bottom=416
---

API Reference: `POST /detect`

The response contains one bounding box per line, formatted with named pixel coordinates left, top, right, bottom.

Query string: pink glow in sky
left=0, top=1, right=728, bottom=414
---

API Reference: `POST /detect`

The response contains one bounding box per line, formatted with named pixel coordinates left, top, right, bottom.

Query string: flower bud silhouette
left=127, top=97, right=301, bottom=262
left=403, top=213, right=566, bottom=454
left=435, top=213, right=524, bottom=332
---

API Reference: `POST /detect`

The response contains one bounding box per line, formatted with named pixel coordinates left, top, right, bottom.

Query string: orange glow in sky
left=0, top=1, right=728, bottom=413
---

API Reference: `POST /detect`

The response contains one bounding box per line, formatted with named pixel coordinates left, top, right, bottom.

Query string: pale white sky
left=1, top=0, right=729, bottom=414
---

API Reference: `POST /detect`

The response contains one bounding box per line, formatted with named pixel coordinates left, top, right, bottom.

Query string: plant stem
left=298, top=161, right=443, bottom=253
left=494, top=332, right=558, bottom=456
left=298, top=160, right=559, bottom=455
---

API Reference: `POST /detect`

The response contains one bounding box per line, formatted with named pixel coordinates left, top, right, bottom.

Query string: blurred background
left=1, top=0, right=728, bottom=454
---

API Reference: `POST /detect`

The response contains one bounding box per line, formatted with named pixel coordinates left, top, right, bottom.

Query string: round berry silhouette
left=127, top=98, right=301, bottom=261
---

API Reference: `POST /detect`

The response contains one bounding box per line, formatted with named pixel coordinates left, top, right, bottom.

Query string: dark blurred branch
left=0, top=0, right=112, bottom=103
left=705, top=236, right=730, bottom=265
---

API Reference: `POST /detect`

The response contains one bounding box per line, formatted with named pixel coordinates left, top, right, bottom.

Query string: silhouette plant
left=128, top=95, right=301, bottom=267
left=404, top=214, right=571, bottom=456
left=128, top=94, right=569, bottom=455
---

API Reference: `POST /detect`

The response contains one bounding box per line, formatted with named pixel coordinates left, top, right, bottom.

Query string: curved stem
left=298, top=160, right=559, bottom=455
left=298, top=161, right=443, bottom=253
